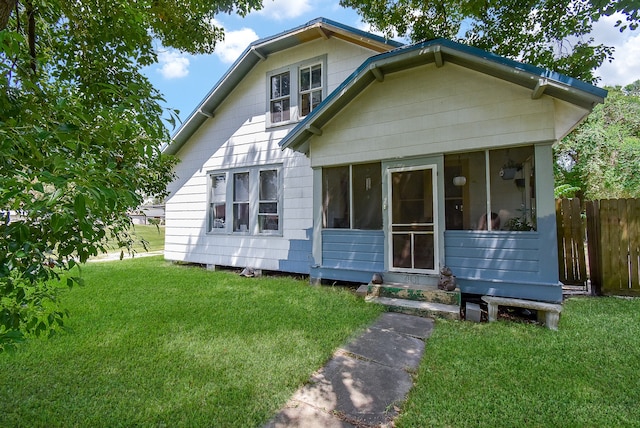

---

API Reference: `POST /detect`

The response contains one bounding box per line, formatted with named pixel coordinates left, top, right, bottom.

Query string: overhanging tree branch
left=0, top=0, right=18, bottom=31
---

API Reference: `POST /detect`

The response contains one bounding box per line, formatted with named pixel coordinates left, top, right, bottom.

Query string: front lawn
left=3, top=257, right=639, bottom=427
left=0, top=257, right=382, bottom=427
left=397, top=296, right=640, bottom=427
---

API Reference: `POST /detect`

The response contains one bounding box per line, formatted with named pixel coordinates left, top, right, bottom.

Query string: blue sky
left=142, top=0, right=640, bottom=131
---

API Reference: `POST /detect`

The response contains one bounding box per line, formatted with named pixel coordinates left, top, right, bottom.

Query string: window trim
left=207, top=164, right=283, bottom=236
left=266, top=55, right=327, bottom=128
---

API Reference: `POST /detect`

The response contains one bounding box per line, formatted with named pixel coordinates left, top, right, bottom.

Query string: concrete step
left=366, top=296, right=461, bottom=320
left=368, top=283, right=461, bottom=306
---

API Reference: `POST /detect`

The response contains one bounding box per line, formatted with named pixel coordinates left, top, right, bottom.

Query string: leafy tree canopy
left=340, top=0, right=638, bottom=82
left=554, top=81, right=640, bottom=199
left=0, top=0, right=262, bottom=350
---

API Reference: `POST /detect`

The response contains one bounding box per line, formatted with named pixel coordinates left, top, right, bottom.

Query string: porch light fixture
left=453, top=155, right=466, bottom=186
left=453, top=175, right=467, bottom=186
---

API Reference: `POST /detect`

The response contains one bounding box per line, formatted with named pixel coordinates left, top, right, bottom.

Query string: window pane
left=271, top=72, right=290, bottom=98
left=490, top=146, right=536, bottom=231
left=233, top=203, right=249, bottom=232
left=211, top=174, right=226, bottom=202
left=259, top=202, right=278, bottom=214
left=234, top=173, right=249, bottom=202
left=210, top=203, right=226, bottom=230
left=270, top=99, right=290, bottom=123
left=271, top=74, right=281, bottom=98
left=311, top=90, right=322, bottom=110
left=311, top=64, right=321, bottom=88
left=322, top=166, right=350, bottom=228
left=259, top=214, right=279, bottom=232
left=353, top=162, right=382, bottom=230
left=444, top=152, right=486, bottom=230
left=300, top=67, right=310, bottom=91
left=260, top=170, right=278, bottom=200
left=301, top=93, right=310, bottom=116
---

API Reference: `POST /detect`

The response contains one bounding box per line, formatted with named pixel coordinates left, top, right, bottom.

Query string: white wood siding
left=310, top=63, right=557, bottom=168
left=165, top=38, right=377, bottom=270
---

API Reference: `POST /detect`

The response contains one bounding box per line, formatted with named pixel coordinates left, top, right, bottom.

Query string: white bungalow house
left=163, top=18, right=605, bottom=304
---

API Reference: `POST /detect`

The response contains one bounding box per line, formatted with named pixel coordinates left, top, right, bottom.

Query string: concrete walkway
left=265, top=312, right=434, bottom=428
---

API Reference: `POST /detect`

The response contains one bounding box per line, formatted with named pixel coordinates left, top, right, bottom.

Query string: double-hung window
left=270, top=72, right=290, bottom=124
left=267, top=55, right=326, bottom=127
left=233, top=172, right=250, bottom=233
left=299, top=63, right=322, bottom=117
left=208, top=166, right=282, bottom=235
left=209, top=174, right=226, bottom=231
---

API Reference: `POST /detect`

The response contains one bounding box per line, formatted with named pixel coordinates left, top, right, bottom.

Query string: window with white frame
left=299, top=63, right=322, bottom=117
left=208, top=174, right=226, bottom=231
left=233, top=172, right=250, bottom=233
left=208, top=166, right=282, bottom=235
left=269, top=71, right=290, bottom=124
left=258, top=169, right=279, bottom=232
left=267, top=55, right=326, bottom=127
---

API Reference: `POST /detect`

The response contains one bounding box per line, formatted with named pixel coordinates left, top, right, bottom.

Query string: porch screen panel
left=352, top=162, right=382, bottom=230
left=444, top=151, right=486, bottom=230
left=322, top=166, right=350, bottom=228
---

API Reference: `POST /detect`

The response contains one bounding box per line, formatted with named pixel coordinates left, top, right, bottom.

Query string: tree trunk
left=0, top=0, right=18, bottom=31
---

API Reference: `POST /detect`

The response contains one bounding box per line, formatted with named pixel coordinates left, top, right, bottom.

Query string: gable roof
left=163, top=18, right=403, bottom=156
left=279, top=38, right=608, bottom=154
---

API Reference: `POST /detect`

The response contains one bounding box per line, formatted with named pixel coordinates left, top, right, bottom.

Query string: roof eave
left=280, top=39, right=607, bottom=153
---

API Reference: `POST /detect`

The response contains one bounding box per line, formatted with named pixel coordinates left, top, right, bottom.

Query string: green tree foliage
left=0, top=0, right=262, bottom=350
left=340, top=0, right=638, bottom=82
left=554, top=82, right=640, bottom=200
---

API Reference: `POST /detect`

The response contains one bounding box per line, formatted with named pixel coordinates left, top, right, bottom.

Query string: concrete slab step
left=367, top=296, right=461, bottom=320
left=369, top=283, right=461, bottom=306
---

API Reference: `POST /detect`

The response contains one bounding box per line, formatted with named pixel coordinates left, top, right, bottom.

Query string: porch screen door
left=389, top=166, right=437, bottom=273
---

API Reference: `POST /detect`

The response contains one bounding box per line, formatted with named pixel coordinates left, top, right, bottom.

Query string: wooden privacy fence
left=586, top=199, right=640, bottom=296
left=556, top=198, right=588, bottom=286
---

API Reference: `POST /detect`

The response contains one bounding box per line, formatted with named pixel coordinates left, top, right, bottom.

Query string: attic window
left=299, top=63, right=322, bottom=116
left=266, top=55, right=327, bottom=128
left=270, top=71, right=290, bottom=123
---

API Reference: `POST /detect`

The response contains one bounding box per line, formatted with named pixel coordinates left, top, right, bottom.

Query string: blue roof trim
left=429, top=39, right=607, bottom=98
left=279, top=38, right=607, bottom=152
left=253, top=17, right=404, bottom=50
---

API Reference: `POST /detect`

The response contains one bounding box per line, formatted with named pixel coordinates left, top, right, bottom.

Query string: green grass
left=96, top=224, right=165, bottom=258
left=0, top=257, right=382, bottom=427
left=129, top=224, right=165, bottom=252
left=396, top=296, right=640, bottom=427
left=4, top=261, right=639, bottom=428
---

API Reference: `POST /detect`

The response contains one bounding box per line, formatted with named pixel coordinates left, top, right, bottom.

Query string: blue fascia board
left=279, top=38, right=608, bottom=152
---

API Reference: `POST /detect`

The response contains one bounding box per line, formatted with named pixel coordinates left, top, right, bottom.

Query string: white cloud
left=592, top=13, right=640, bottom=87
left=215, top=27, right=260, bottom=64
left=157, top=50, right=190, bottom=79
left=258, top=0, right=312, bottom=20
